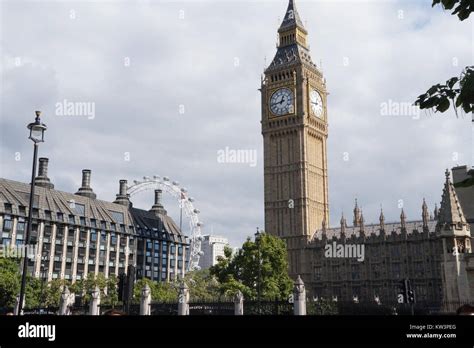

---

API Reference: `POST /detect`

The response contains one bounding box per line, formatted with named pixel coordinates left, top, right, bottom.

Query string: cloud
left=0, top=0, right=472, bottom=248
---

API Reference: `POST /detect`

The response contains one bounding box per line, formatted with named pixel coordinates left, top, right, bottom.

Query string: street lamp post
left=18, top=111, right=47, bottom=315
left=255, top=227, right=262, bottom=315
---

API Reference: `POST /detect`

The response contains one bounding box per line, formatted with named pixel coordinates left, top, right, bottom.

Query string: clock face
left=310, top=89, right=323, bottom=118
left=269, top=88, right=294, bottom=116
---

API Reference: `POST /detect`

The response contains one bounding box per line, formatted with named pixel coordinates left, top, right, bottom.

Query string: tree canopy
left=415, top=0, right=474, bottom=114
left=210, top=232, right=293, bottom=300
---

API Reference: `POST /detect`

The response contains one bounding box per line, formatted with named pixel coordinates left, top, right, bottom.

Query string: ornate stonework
left=261, top=0, right=329, bottom=279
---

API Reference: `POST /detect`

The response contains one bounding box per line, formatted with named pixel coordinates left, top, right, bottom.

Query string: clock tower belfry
left=261, top=0, right=329, bottom=279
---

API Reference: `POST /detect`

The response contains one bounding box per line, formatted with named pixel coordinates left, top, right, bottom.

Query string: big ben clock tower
left=261, top=0, right=329, bottom=279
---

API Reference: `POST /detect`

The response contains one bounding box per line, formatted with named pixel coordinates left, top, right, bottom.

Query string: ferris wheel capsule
left=193, top=209, right=200, bottom=214
left=197, top=222, right=203, bottom=227
left=153, top=175, right=160, bottom=180
left=133, top=180, right=139, bottom=185
left=181, top=188, right=187, bottom=193
left=143, top=176, right=151, bottom=181
left=172, top=181, right=179, bottom=186
left=163, top=176, right=170, bottom=181
left=188, top=197, right=195, bottom=202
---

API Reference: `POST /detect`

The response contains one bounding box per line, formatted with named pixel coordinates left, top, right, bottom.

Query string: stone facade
left=261, top=0, right=329, bottom=279
left=261, top=1, right=474, bottom=305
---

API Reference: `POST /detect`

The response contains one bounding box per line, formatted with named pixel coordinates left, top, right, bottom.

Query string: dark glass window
left=3, top=218, right=12, bottom=232
left=4, top=204, right=12, bottom=214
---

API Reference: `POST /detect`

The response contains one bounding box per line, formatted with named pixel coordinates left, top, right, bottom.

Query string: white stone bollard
left=178, top=282, right=189, bottom=316
left=59, top=286, right=71, bottom=315
left=293, top=275, right=306, bottom=316
left=140, top=284, right=151, bottom=315
left=234, top=290, right=244, bottom=315
left=89, top=286, right=101, bottom=316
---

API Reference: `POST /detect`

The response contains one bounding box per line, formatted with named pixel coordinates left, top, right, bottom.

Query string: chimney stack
left=114, top=180, right=130, bottom=206
left=155, top=189, right=162, bottom=205
left=150, top=189, right=167, bottom=215
left=75, top=169, right=97, bottom=199
left=35, top=157, right=54, bottom=189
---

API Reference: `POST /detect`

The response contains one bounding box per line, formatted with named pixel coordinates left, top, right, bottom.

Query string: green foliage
left=183, top=269, right=221, bottom=301
left=74, top=273, right=118, bottom=306
left=432, top=0, right=473, bottom=21
left=0, top=258, right=21, bottom=308
left=43, top=279, right=70, bottom=307
left=415, top=67, right=474, bottom=114
left=415, top=1, right=474, bottom=114
left=0, top=258, right=44, bottom=308
left=210, top=232, right=293, bottom=300
left=133, top=278, right=178, bottom=303
left=307, top=299, right=338, bottom=315
left=24, top=276, right=42, bottom=308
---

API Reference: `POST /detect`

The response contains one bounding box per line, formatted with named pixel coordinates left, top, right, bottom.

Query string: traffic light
left=398, top=279, right=415, bottom=304
left=407, top=289, right=416, bottom=304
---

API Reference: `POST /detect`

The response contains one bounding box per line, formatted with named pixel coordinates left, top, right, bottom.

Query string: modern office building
left=198, top=235, right=229, bottom=269
left=0, top=157, right=189, bottom=283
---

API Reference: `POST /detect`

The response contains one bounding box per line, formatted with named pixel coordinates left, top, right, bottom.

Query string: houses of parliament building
left=261, top=0, right=474, bottom=305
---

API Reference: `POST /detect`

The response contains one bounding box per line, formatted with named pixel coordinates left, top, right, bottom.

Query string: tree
left=183, top=269, right=220, bottom=301
left=133, top=278, right=178, bottom=303
left=0, top=258, right=21, bottom=308
left=210, top=232, right=293, bottom=300
left=0, top=258, right=43, bottom=309
left=415, top=1, right=474, bottom=114
left=79, top=273, right=117, bottom=305
left=43, top=279, right=70, bottom=307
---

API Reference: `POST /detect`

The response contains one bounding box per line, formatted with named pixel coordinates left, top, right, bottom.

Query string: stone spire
left=359, top=210, right=365, bottom=232
left=379, top=207, right=385, bottom=230
left=434, top=203, right=439, bottom=220
left=437, top=169, right=468, bottom=227
left=340, top=212, right=347, bottom=233
left=279, top=0, right=306, bottom=34
left=353, top=199, right=361, bottom=227
left=422, top=198, right=429, bottom=228
left=400, top=208, right=406, bottom=229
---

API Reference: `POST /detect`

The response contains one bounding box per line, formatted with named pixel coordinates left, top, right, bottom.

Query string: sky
left=0, top=0, right=473, bottom=248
